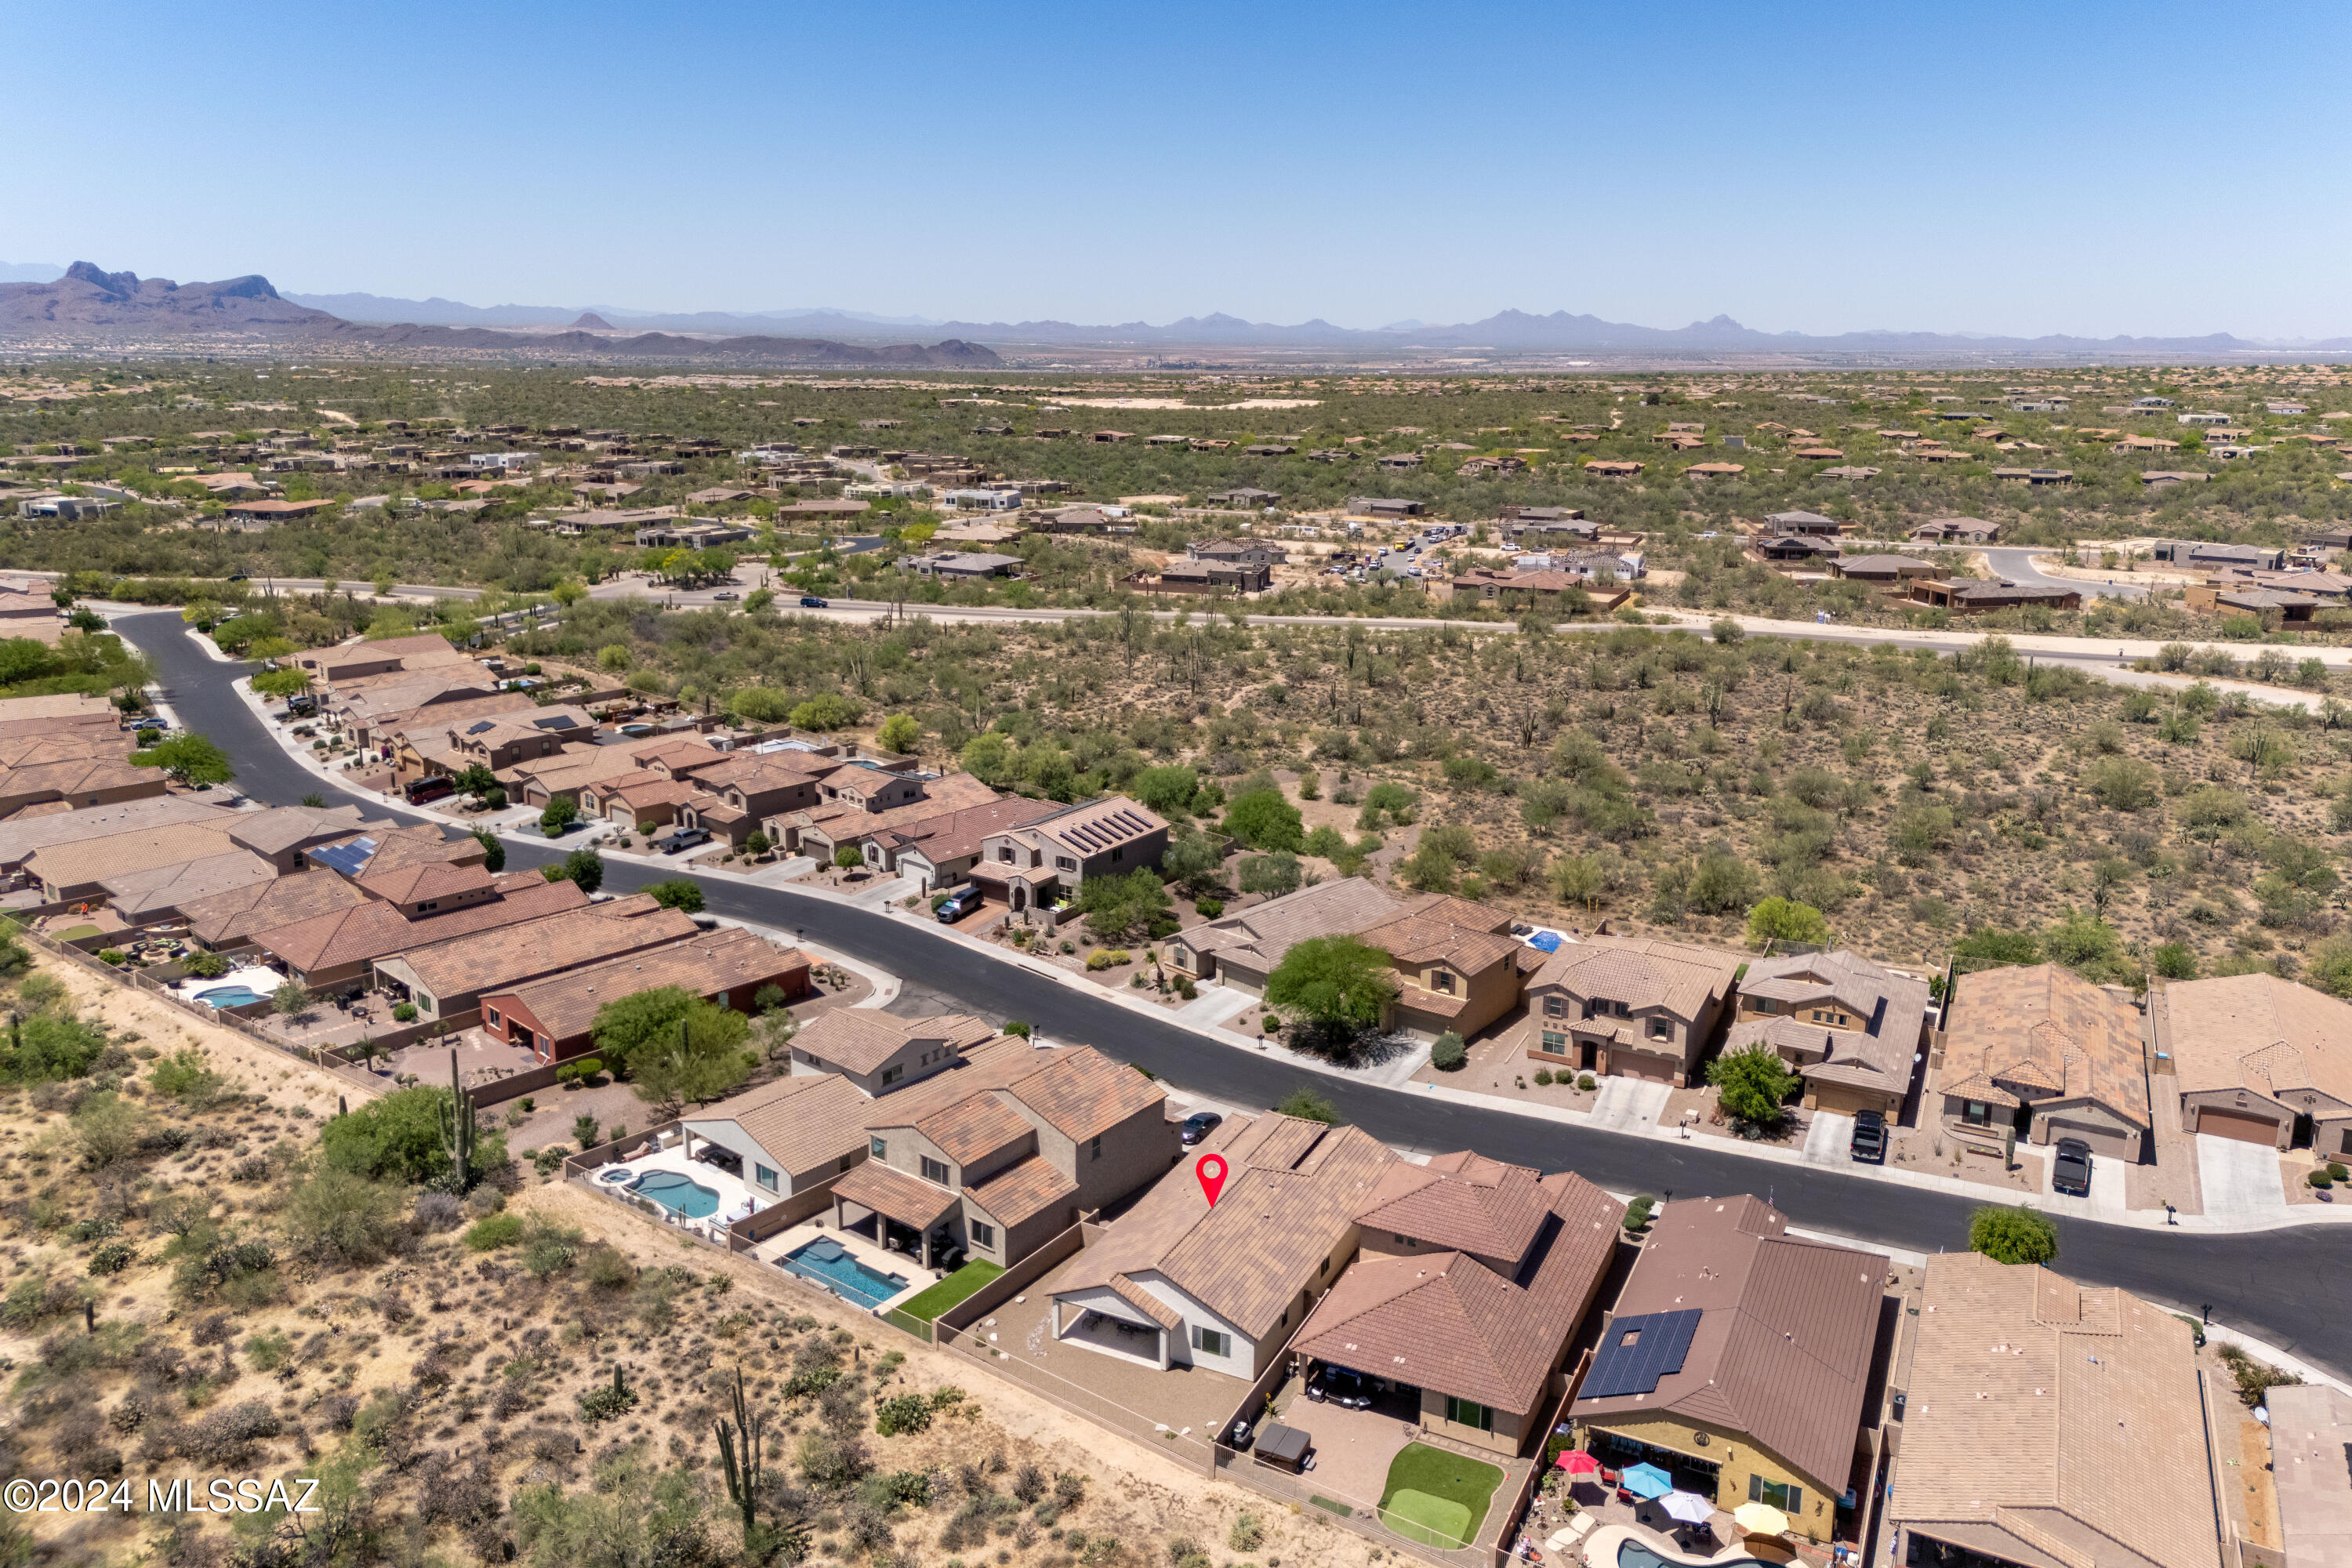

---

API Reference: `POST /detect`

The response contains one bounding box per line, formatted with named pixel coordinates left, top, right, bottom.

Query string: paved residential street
left=112, top=610, right=2352, bottom=1378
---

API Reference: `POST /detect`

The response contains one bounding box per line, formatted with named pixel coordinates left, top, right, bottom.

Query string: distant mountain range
left=0, top=262, right=64, bottom=285
left=284, top=291, right=943, bottom=334
left=0, top=263, right=1000, bottom=366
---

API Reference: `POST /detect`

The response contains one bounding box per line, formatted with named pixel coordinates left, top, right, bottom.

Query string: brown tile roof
left=27, top=822, right=242, bottom=886
left=875, top=796, right=1063, bottom=865
left=223, top=804, right=370, bottom=857
left=307, top=823, right=486, bottom=877
left=688, top=1073, right=871, bottom=1181
left=2264, top=1385, right=2352, bottom=1568
left=902, top=1091, right=1032, bottom=1166
left=792, top=1010, right=997, bottom=1076
left=1052, top=1113, right=1394, bottom=1339
left=1893, top=1254, right=2216, bottom=1568
left=0, top=757, right=159, bottom=803
left=1942, top=964, right=2148, bottom=1131
left=1355, top=1151, right=1555, bottom=1262
left=1000, top=1048, right=1165, bottom=1142
left=1358, top=897, right=1519, bottom=975
left=1528, top=933, right=1743, bottom=1020
left=0, top=795, right=230, bottom=871
left=1731, top=950, right=1931, bottom=1098
left=387, top=898, right=694, bottom=1001
left=309, top=633, right=467, bottom=680
left=965, top=1153, right=1080, bottom=1229
left=357, top=861, right=495, bottom=906
left=100, top=850, right=281, bottom=920
left=789, top=771, right=1000, bottom=836
left=180, top=866, right=373, bottom=949
left=2151, top=972, right=2352, bottom=1112
left=1177, top=877, right=1414, bottom=971
left=255, top=875, right=588, bottom=974
left=831, top=1156, right=960, bottom=1229
left=1572, top=1196, right=1885, bottom=1497
left=1293, top=1170, right=1620, bottom=1417
left=995, top=793, right=1169, bottom=858
left=486, top=928, right=808, bottom=1044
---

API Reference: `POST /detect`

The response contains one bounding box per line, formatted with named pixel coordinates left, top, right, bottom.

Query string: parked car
left=935, top=885, right=984, bottom=924
left=1849, top=1109, right=1887, bottom=1163
left=661, top=826, right=711, bottom=854
left=1307, top=1367, right=1371, bottom=1410
left=712, top=590, right=739, bottom=601
left=1181, top=1111, right=1223, bottom=1147
left=2053, top=1138, right=2092, bottom=1197
left=404, top=776, right=455, bottom=804
left=799, top=595, right=829, bottom=608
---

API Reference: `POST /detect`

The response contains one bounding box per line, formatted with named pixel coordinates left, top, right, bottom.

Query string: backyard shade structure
left=1733, top=1501, right=1789, bottom=1536
left=1661, top=1491, right=1715, bottom=1524
left=1621, top=1462, right=1674, bottom=1499
left=1556, top=1450, right=1603, bottom=1476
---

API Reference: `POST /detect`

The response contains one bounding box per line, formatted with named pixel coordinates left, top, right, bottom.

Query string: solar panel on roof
left=466, top=720, right=496, bottom=735
left=532, top=715, right=577, bottom=730
left=1578, top=1308, right=1701, bottom=1399
left=311, top=837, right=379, bottom=877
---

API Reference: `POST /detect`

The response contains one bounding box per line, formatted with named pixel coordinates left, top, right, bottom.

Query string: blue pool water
left=630, top=1171, right=720, bottom=1219
left=197, top=985, right=264, bottom=1008
left=1619, top=1546, right=1771, bottom=1568
left=782, top=1238, right=908, bottom=1309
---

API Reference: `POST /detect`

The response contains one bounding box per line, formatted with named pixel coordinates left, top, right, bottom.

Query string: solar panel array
left=1578, top=1307, right=1701, bottom=1399
left=532, top=715, right=578, bottom=731
left=1054, top=808, right=1153, bottom=854
left=310, top=837, right=379, bottom=878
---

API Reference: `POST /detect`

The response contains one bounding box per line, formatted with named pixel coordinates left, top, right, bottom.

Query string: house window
left=838, top=1153, right=854, bottom=1174
left=1962, top=1101, right=1992, bottom=1127
left=1751, top=998, right=1777, bottom=1014
left=1611, top=1000, right=1630, bottom=1018
left=1432, top=969, right=1455, bottom=995
left=920, top=1156, right=951, bottom=1185
left=1111, top=847, right=1123, bottom=862
left=870, top=1136, right=887, bottom=1158
left=880, top=1065, right=904, bottom=1086
left=969, top=1220, right=996, bottom=1249
left=755, top=1164, right=779, bottom=1192
left=1648, top=1017, right=1672, bottom=1042
left=998, top=847, right=1014, bottom=862
left=1544, top=995, right=1565, bottom=1018
left=1749, top=1476, right=1802, bottom=1513
left=1582, top=997, right=1599, bottom=1019
left=1192, top=1326, right=1230, bottom=1357
left=485, top=1008, right=500, bottom=1026
left=1541, top=1031, right=1568, bottom=1055
left=1445, top=1396, right=1494, bottom=1432
left=1057, top=856, right=1078, bottom=872
left=1089, top=1134, right=1102, bottom=1160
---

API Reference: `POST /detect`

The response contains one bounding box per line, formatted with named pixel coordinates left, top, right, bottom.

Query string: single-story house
left=1827, top=554, right=1936, bottom=583
left=1903, top=579, right=2083, bottom=614
left=2151, top=972, right=2352, bottom=1154
left=482, top=927, right=811, bottom=1064
left=1934, top=962, right=2149, bottom=1163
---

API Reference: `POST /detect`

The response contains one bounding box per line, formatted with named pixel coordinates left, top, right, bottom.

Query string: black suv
left=1849, top=1109, right=1888, bottom=1163
left=2053, top=1138, right=2092, bottom=1197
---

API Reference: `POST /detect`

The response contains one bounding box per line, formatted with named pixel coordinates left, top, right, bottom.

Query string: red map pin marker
left=1196, top=1153, right=1228, bottom=1207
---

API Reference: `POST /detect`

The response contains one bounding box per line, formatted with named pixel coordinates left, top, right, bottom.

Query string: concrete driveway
left=1589, top=1077, right=1671, bottom=1134
left=1803, top=1111, right=1855, bottom=1167
left=2198, top=1134, right=2289, bottom=1220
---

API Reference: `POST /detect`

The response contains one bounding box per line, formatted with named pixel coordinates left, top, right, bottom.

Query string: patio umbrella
left=1621, top=1462, right=1674, bottom=1499
left=1733, top=1501, right=1790, bottom=1536
left=1661, top=1490, right=1715, bottom=1524
left=1555, top=1450, right=1603, bottom=1477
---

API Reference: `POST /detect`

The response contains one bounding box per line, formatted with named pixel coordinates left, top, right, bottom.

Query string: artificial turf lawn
left=892, top=1260, right=1005, bottom=1322
left=1377, top=1442, right=1502, bottom=1548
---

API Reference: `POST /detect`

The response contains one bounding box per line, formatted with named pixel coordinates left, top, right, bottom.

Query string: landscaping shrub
left=1622, top=1196, right=1655, bottom=1232
left=390, top=1002, right=417, bottom=1023
left=463, top=1213, right=524, bottom=1251
left=1084, top=948, right=1131, bottom=971
left=1430, top=1033, right=1468, bottom=1071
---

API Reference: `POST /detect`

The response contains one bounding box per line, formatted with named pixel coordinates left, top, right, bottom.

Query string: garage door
left=1812, top=1083, right=1887, bottom=1118
left=2044, top=1118, right=2139, bottom=1161
left=1611, top=1049, right=1676, bottom=1083
left=2195, top=1107, right=2282, bottom=1147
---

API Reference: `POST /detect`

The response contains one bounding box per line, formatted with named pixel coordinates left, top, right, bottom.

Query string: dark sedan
left=1181, top=1111, right=1223, bottom=1147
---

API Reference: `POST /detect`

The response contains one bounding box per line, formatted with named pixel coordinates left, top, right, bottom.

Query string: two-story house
left=965, top=795, right=1170, bottom=914
left=1356, top=895, right=1526, bottom=1040
left=829, top=1042, right=1177, bottom=1269
left=863, top=796, right=1064, bottom=891
left=1290, top=1152, right=1621, bottom=1458
left=673, top=754, right=835, bottom=850
left=771, top=765, right=999, bottom=861
left=1523, top=935, right=1743, bottom=1084
left=1934, top=962, right=2149, bottom=1163
left=1722, top=950, right=1931, bottom=1120
left=786, top=1009, right=998, bottom=1098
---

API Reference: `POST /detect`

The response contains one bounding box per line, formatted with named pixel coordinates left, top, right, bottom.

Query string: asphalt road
left=113, top=612, right=2352, bottom=1377
left=1980, top=546, right=2146, bottom=600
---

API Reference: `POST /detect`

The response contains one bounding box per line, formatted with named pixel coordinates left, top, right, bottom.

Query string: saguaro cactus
left=437, top=1048, right=477, bottom=1191
left=714, top=1364, right=764, bottom=1537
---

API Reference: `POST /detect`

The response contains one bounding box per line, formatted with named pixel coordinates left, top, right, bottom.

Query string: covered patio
left=829, top=1157, right=960, bottom=1269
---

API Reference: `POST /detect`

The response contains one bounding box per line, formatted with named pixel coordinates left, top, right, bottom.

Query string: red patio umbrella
left=1555, top=1450, right=1603, bottom=1477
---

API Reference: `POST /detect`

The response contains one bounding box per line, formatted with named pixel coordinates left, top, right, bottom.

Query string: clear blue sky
left=13, top=0, right=2352, bottom=338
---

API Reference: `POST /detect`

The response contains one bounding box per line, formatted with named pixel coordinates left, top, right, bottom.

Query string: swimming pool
left=1617, top=1544, right=1772, bottom=1568
left=781, top=1238, right=909, bottom=1310
left=197, top=985, right=264, bottom=1009
left=630, top=1171, right=720, bottom=1219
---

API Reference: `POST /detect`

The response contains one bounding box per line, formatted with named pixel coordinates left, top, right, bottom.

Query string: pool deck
left=593, top=1142, right=764, bottom=1242
left=172, top=963, right=282, bottom=1008
left=752, top=1217, right=945, bottom=1315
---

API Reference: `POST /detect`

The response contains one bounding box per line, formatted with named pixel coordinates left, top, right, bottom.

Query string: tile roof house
left=303, top=823, right=488, bottom=879
left=2150, top=972, right=2352, bottom=1155
left=1827, top=554, right=1938, bottom=583
left=221, top=804, right=374, bottom=872
left=787, top=1010, right=1000, bottom=1097
left=1888, top=1253, right=2219, bottom=1568
left=1907, top=517, right=1999, bottom=545
left=297, top=632, right=472, bottom=688
left=1046, top=1112, right=1393, bottom=1379
left=776, top=768, right=1001, bottom=861
left=863, top=796, right=1063, bottom=891
left=28, top=822, right=245, bottom=903
left=1935, top=963, right=2149, bottom=1163
left=354, top=860, right=499, bottom=918
left=1167, top=877, right=1416, bottom=994
left=0, top=795, right=232, bottom=883
left=1762, top=510, right=1843, bottom=535
left=1291, top=1153, right=1622, bottom=1457
left=829, top=1039, right=1175, bottom=1269
left=372, top=897, right=695, bottom=1022
left=1904, top=578, right=2084, bottom=614
left=1523, top=935, right=1744, bottom=1085
left=180, top=864, right=373, bottom=953
left=252, top=873, right=589, bottom=992
left=1356, top=895, right=1526, bottom=1041
left=0, top=755, right=166, bottom=818
left=2264, top=1384, right=2352, bottom=1568
left=1571, top=1196, right=1887, bottom=1546
left=1724, top=950, right=1931, bottom=1118
left=504, top=735, right=722, bottom=808
left=482, top=927, right=811, bottom=1064
left=965, top=795, right=1170, bottom=915
left=684, top=1074, right=877, bottom=1203
left=100, top=849, right=281, bottom=923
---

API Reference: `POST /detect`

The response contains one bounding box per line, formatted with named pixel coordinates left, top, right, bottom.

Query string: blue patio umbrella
left=1621, top=1462, right=1674, bottom=1499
